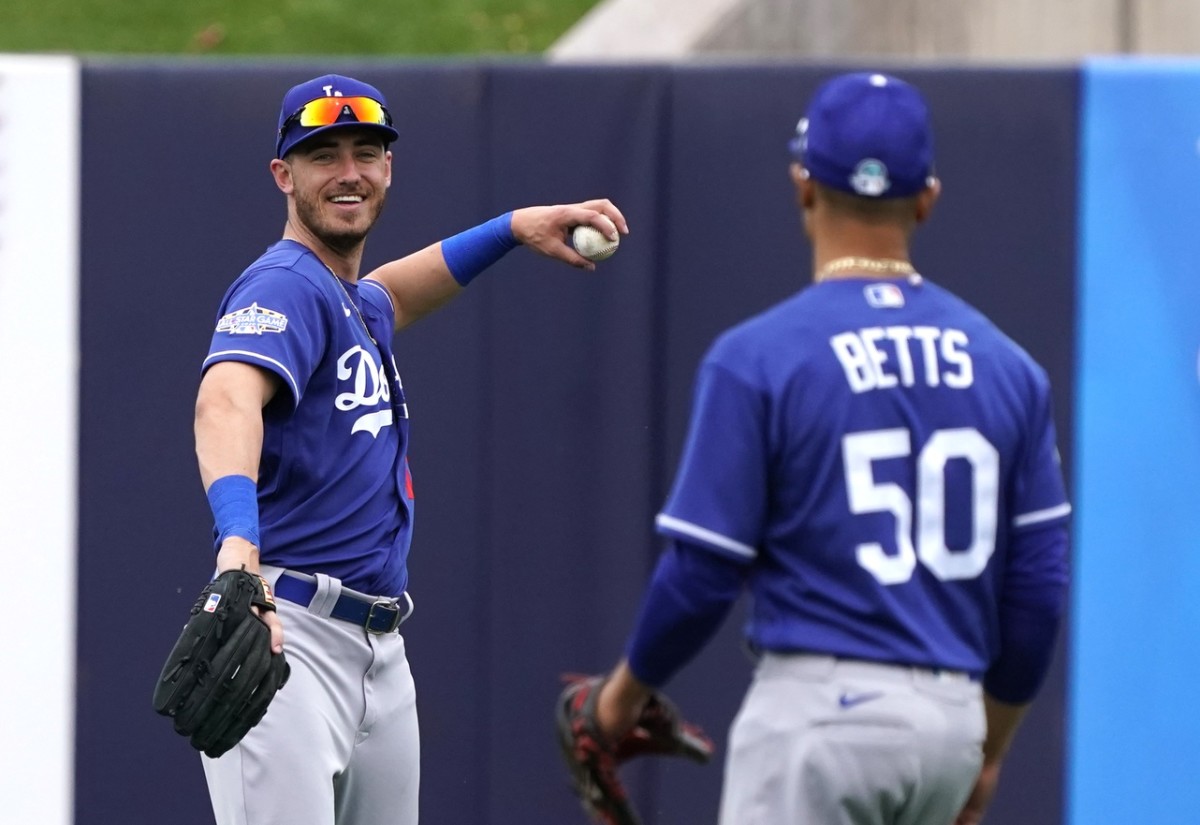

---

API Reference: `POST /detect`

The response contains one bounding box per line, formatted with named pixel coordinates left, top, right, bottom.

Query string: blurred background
left=4, top=0, right=1200, bottom=57
left=2, top=3, right=1199, bottom=825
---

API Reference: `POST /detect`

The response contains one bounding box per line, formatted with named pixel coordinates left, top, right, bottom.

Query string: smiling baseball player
left=558, top=72, right=1071, bottom=825
left=182, top=73, right=627, bottom=825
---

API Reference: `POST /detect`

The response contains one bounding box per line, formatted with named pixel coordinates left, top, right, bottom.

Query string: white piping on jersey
left=360, top=278, right=395, bottom=314
left=204, top=350, right=300, bottom=400
left=655, top=514, right=757, bottom=559
left=1013, top=502, right=1072, bottom=528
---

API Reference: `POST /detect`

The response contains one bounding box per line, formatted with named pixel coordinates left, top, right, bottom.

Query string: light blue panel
left=1072, top=59, right=1200, bottom=825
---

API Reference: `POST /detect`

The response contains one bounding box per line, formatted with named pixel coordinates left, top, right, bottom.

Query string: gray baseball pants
left=202, top=569, right=419, bottom=825
left=719, top=653, right=985, bottom=825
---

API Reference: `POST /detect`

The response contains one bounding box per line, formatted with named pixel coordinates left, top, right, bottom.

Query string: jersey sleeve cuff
left=1011, top=501, right=1072, bottom=530
left=654, top=514, right=756, bottom=562
left=202, top=350, right=301, bottom=407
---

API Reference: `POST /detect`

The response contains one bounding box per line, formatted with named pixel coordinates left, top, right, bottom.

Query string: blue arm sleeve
left=439, top=212, right=518, bottom=286
left=625, top=539, right=749, bottom=688
left=983, top=523, right=1070, bottom=703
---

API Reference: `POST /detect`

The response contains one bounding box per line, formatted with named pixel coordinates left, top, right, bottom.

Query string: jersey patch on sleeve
left=864, top=283, right=905, bottom=309
left=216, top=302, right=289, bottom=335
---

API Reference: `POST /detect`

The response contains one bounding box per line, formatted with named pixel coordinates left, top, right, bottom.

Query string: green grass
left=0, top=0, right=601, bottom=55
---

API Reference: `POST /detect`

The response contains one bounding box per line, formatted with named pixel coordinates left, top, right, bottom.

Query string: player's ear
left=914, top=175, right=941, bottom=224
left=789, top=163, right=816, bottom=209
left=384, top=150, right=393, bottom=189
left=270, top=158, right=294, bottom=195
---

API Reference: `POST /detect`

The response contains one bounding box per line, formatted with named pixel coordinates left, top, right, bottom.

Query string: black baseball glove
left=152, top=569, right=290, bottom=758
left=555, top=673, right=714, bottom=825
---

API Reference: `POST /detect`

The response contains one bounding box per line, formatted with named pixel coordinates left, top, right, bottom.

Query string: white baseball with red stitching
left=572, top=225, right=619, bottom=262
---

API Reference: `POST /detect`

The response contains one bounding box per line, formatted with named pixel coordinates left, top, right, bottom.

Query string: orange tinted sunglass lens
left=296, top=96, right=388, bottom=127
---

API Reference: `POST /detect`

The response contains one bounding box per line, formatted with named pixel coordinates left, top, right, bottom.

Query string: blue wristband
left=440, top=212, right=518, bottom=286
left=206, top=474, right=260, bottom=550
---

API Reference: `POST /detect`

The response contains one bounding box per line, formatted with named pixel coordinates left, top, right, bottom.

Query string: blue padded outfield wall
left=1071, top=60, right=1200, bottom=825
left=6, top=55, right=1180, bottom=824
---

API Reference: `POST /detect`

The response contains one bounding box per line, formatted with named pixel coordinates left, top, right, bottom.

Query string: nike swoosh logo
left=838, top=691, right=884, bottom=709
left=342, top=304, right=352, bottom=317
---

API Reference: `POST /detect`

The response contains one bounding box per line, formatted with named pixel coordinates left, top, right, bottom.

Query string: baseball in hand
left=572, top=224, right=619, bottom=262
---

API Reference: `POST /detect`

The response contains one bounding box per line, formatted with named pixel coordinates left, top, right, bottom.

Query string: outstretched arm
left=365, top=199, right=628, bottom=331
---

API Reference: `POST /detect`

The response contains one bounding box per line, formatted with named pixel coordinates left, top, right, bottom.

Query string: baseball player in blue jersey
left=582, top=72, right=1070, bottom=825
left=194, top=73, right=626, bottom=824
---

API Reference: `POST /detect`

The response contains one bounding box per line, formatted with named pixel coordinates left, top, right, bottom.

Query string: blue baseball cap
left=788, top=72, right=935, bottom=199
left=275, top=74, right=400, bottom=159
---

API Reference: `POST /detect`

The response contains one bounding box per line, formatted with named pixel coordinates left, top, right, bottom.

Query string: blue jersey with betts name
left=655, top=276, right=1070, bottom=675
left=203, top=239, right=414, bottom=597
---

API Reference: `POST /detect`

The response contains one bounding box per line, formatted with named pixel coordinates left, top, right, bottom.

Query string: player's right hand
left=511, top=200, right=628, bottom=270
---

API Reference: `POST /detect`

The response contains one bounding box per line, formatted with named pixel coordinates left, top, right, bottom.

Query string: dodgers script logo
left=335, top=345, right=407, bottom=437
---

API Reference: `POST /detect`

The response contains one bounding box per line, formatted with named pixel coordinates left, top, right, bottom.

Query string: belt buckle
left=365, top=599, right=402, bottom=634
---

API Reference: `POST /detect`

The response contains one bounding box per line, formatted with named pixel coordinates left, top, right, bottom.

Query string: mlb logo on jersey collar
left=864, top=283, right=905, bottom=308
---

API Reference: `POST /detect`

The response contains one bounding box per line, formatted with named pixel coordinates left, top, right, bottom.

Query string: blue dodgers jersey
left=203, top=240, right=414, bottom=597
left=655, top=276, right=1070, bottom=674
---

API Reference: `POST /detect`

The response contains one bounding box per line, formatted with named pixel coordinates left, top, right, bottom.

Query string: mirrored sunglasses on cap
left=279, top=95, right=393, bottom=135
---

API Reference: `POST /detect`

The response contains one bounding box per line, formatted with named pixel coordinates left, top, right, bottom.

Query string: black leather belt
left=274, top=572, right=413, bottom=634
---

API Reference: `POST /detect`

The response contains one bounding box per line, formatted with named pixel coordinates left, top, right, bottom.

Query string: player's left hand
left=511, top=200, right=628, bottom=270
left=555, top=673, right=713, bottom=825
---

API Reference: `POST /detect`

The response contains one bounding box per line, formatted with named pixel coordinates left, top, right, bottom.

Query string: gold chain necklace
left=325, top=267, right=379, bottom=346
left=815, top=256, right=916, bottom=283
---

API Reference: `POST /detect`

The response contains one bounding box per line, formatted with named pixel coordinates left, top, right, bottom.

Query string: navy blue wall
left=78, top=61, right=1076, bottom=825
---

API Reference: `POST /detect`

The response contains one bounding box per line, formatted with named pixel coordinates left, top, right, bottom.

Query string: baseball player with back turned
left=193, top=73, right=626, bottom=824
left=581, top=72, right=1071, bottom=825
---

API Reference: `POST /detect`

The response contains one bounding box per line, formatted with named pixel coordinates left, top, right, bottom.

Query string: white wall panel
left=0, top=53, right=80, bottom=825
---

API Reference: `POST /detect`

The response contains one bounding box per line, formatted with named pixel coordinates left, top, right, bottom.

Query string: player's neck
left=811, top=239, right=912, bottom=283
left=814, top=256, right=916, bottom=283
left=282, top=220, right=365, bottom=283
